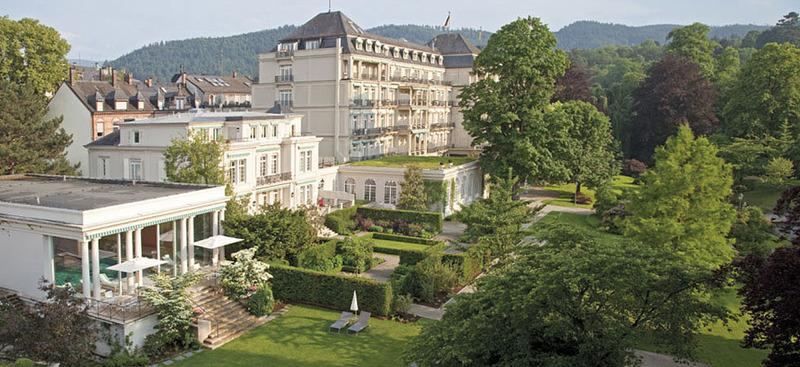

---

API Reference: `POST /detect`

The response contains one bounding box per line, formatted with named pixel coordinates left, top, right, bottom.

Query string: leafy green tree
left=222, top=203, right=315, bottom=261
left=547, top=101, right=618, bottom=197
left=723, top=43, right=800, bottom=138
left=164, top=131, right=225, bottom=185
left=730, top=205, right=777, bottom=259
left=666, top=23, right=718, bottom=77
left=139, top=272, right=201, bottom=356
left=763, top=157, right=794, bottom=184
left=460, top=17, right=569, bottom=185
left=713, top=46, right=741, bottom=107
left=755, top=12, right=800, bottom=48
left=397, top=165, right=427, bottom=211
left=0, top=17, right=70, bottom=95
left=718, top=136, right=783, bottom=181
left=456, top=173, right=531, bottom=252
left=406, top=225, right=728, bottom=367
left=625, top=125, right=736, bottom=271
left=0, top=80, right=76, bottom=175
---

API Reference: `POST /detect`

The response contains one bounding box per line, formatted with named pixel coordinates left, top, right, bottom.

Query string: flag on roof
left=443, top=12, right=451, bottom=30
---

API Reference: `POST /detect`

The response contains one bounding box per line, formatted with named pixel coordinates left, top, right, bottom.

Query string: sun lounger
left=347, top=311, right=371, bottom=333
left=329, top=311, right=354, bottom=332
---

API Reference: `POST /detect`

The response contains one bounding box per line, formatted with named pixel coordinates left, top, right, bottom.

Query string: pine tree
left=397, top=165, right=427, bottom=211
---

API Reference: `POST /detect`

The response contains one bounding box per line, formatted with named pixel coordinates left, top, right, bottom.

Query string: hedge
left=324, top=206, right=359, bottom=235
left=296, top=239, right=341, bottom=272
left=270, top=264, right=393, bottom=316
left=372, top=232, right=442, bottom=246
left=356, top=207, right=443, bottom=233
left=374, top=246, right=430, bottom=265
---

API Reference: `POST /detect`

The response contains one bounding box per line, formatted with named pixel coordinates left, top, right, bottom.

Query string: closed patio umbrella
left=350, top=290, right=359, bottom=314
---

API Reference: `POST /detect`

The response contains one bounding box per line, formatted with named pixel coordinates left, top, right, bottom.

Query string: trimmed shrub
left=357, top=207, right=443, bottom=234
left=247, top=285, right=275, bottom=317
left=270, top=264, right=392, bottom=316
left=622, top=159, right=647, bottom=178
left=324, top=206, right=358, bottom=235
left=372, top=232, right=442, bottom=246
left=372, top=245, right=431, bottom=265
left=368, top=225, right=384, bottom=232
left=397, top=254, right=459, bottom=303
left=297, top=240, right=342, bottom=273
left=338, top=237, right=374, bottom=273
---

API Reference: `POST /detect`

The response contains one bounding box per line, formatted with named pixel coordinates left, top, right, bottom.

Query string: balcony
left=358, top=73, right=379, bottom=81
left=389, top=75, right=452, bottom=86
left=276, top=50, right=294, bottom=59
left=350, top=99, right=376, bottom=108
left=430, top=122, right=455, bottom=130
left=275, top=75, right=294, bottom=83
left=257, top=172, right=292, bottom=186
left=353, top=126, right=394, bottom=136
left=397, top=99, right=411, bottom=107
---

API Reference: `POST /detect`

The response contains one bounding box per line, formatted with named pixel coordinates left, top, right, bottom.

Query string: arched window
left=364, top=179, right=376, bottom=202
left=384, top=181, right=397, bottom=205
left=344, top=178, right=355, bottom=194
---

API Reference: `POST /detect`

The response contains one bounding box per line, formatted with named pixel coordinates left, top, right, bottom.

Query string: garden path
left=359, top=253, right=399, bottom=283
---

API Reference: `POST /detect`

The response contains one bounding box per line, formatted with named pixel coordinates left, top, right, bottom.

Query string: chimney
left=145, top=78, right=153, bottom=88
left=232, top=70, right=238, bottom=78
left=126, top=72, right=133, bottom=85
left=111, top=68, right=116, bottom=87
left=69, top=64, right=75, bottom=85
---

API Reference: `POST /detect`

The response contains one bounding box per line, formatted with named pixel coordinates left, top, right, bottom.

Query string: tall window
left=384, top=181, right=398, bottom=204
left=364, top=179, right=376, bottom=202
left=305, top=40, right=319, bottom=49
left=228, top=159, right=246, bottom=184
left=261, top=124, right=268, bottom=138
left=299, top=150, right=312, bottom=173
left=129, top=159, right=142, bottom=180
left=280, top=65, right=293, bottom=79
left=271, top=153, right=279, bottom=174
left=96, top=122, right=104, bottom=137
left=344, top=178, right=355, bottom=194
left=271, top=124, right=279, bottom=137
left=98, top=157, right=110, bottom=178
left=131, top=130, right=141, bottom=144
left=250, top=125, right=257, bottom=139
left=212, top=128, right=221, bottom=141
left=279, top=90, right=292, bottom=106
left=259, top=154, right=268, bottom=177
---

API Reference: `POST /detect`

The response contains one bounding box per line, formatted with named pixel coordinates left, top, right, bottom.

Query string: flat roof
left=0, top=175, right=216, bottom=211
left=348, top=156, right=475, bottom=169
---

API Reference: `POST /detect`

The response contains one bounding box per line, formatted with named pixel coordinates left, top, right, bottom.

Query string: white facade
left=46, top=83, right=93, bottom=173
left=86, top=111, right=327, bottom=210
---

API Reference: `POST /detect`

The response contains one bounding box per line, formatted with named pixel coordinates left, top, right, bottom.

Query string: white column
left=134, top=228, right=143, bottom=284
left=172, top=221, right=178, bottom=276
left=218, top=210, right=226, bottom=262
left=42, top=235, right=54, bottom=285
left=155, top=224, right=161, bottom=274
left=211, top=211, right=219, bottom=266
left=116, top=234, right=122, bottom=296
left=180, top=218, right=188, bottom=274
left=187, top=216, right=195, bottom=271
left=125, top=230, right=134, bottom=290
left=80, top=240, right=91, bottom=299
left=91, top=238, right=101, bottom=299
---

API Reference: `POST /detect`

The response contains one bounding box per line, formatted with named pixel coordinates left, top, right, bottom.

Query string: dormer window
left=355, top=38, right=364, bottom=51
left=96, top=101, right=103, bottom=111
left=115, top=101, right=127, bottom=110
left=131, top=130, right=141, bottom=144
left=305, top=39, right=320, bottom=50
left=402, top=49, right=409, bottom=59
left=137, top=100, right=144, bottom=109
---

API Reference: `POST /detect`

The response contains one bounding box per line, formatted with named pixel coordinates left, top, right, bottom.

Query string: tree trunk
left=574, top=181, right=582, bottom=205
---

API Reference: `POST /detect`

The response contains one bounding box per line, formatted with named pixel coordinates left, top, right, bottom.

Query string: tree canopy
left=397, top=165, right=427, bottom=211
left=629, top=55, right=718, bottom=163
left=460, top=17, right=569, bottom=184
left=222, top=203, right=316, bottom=261
left=0, top=17, right=70, bottom=95
left=755, top=12, right=800, bottom=48
left=625, top=125, right=736, bottom=271
left=666, top=23, right=718, bottom=77
left=0, top=80, right=76, bottom=175
left=456, top=173, right=531, bottom=251
left=163, top=131, right=226, bottom=185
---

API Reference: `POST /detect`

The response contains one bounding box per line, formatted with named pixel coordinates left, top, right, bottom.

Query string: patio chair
left=99, top=274, right=119, bottom=291
left=347, top=311, right=371, bottom=334
left=329, top=311, right=354, bottom=332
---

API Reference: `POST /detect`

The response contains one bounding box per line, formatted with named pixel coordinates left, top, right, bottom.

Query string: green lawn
left=740, top=178, right=799, bottom=213
left=173, top=305, right=425, bottom=367
left=532, top=212, right=769, bottom=367
left=540, top=175, right=638, bottom=209
left=366, top=233, right=432, bottom=253
left=350, top=155, right=475, bottom=169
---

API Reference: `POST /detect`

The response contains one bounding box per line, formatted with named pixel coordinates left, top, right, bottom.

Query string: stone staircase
left=0, top=290, right=25, bottom=311
left=189, top=285, right=269, bottom=349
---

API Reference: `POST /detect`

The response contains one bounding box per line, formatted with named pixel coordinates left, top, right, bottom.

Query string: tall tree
left=547, top=101, right=617, bottom=197
left=397, top=165, right=427, bottom=211
left=713, top=46, right=741, bottom=107
left=460, top=17, right=569, bottom=185
left=629, top=55, right=718, bottom=163
left=755, top=12, right=800, bottom=48
left=625, top=125, right=736, bottom=271
left=0, top=17, right=70, bottom=95
left=406, top=225, right=727, bottom=367
left=738, top=246, right=800, bottom=367
left=456, top=173, right=531, bottom=250
left=163, top=131, right=225, bottom=185
left=666, top=23, right=718, bottom=77
left=722, top=42, right=800, bottom=138
left=553, top=60, right=594, bottom=105
left=0, top=80, right=76, bottom=175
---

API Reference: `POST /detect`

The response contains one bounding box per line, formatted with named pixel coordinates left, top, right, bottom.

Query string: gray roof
left=0, top=174, right=212, bottom=211
left=280, top=11, right=365, bottom=41
left=108, top=87, right=128, bottom=101
left=84, top=129, right=120, bottom=147
left=443, top=54, right=477, bottom=69
left=428, top=33, right=481, bottom=55
left=66, top=80, right=191, bottom=113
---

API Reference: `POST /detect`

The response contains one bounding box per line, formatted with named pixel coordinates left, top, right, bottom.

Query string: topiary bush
left=338, top=237, right=375, bottom=273
left=397, top=254, right=459, bottom=303
left=324, top=206, right=359, bottom=235
left=247, top=285, right=275, bottom=317
left=297, top=240, right=342, bottom=273
left=372, top=232, right=442, bottom=245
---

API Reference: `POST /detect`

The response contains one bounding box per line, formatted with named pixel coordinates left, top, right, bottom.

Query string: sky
left=2, top=0, right=795, bottom=61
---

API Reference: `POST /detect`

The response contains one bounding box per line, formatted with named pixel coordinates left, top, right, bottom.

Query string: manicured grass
left=531, top=211, right=769, bottom=367
left=366, top=233, right=430, bottom=252
left=350, top=155, right=474, bottom=169
left=172, top=305, right=424, bottom=367
left=740, top=178, right=799, bottom=213
left=541, top=175, right=638, bottom=209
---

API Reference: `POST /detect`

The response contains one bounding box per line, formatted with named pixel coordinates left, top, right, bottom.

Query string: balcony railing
left=257, top=172, right=292, bottom=186
left=389, top=75, right=452, bottom=86
left=275, top=75, right=294, bottom=83
left=276, top=50, right=294, bottom=59
left=358, top=73, right=379, bottom=81
left=397, top=99, right=411, bottom=106
left=430, top=122, right=456, bottom=129
left=350, top=99, right=376, bottom=108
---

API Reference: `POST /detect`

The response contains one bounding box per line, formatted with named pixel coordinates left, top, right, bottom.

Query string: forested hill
left=108, top=21, right=766, bottom=82
left=554, top=21, right=768, bottom=50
